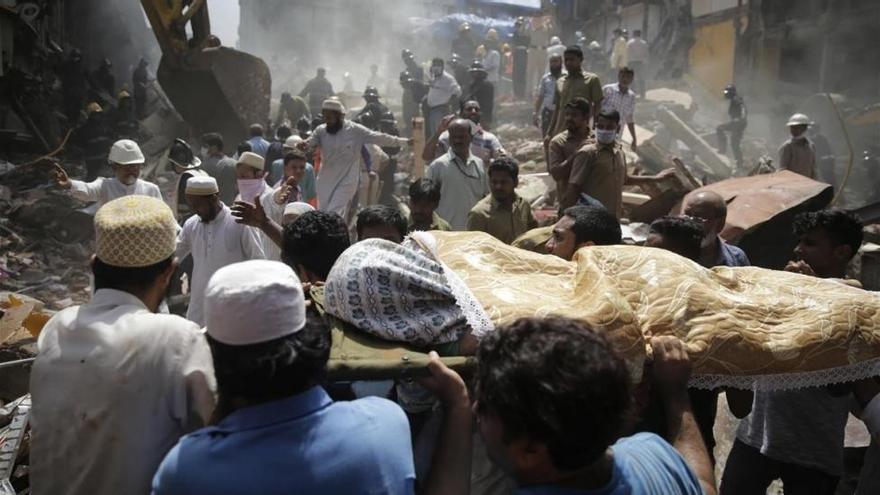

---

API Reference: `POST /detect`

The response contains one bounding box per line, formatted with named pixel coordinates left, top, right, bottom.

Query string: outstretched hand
left=50, top=162, right=72, bottom=189
left=231, top=195, right=267, bottom=228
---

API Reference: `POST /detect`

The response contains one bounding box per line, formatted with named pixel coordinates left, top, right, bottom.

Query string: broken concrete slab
left=656, top=107, right=733, bottom=181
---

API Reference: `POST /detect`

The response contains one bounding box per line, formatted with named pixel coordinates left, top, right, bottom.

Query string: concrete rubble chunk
left=655, top=107, right=733, bottom=181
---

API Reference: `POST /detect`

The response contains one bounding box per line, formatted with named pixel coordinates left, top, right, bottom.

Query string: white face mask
left=595, top=129, right=616, bottom=144
left=237, top=178, right=265, bottom=203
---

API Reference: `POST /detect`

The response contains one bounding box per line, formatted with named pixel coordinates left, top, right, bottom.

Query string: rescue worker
left=451, top=22, right=476, bottom=62
left=400, top=49, right=425, bottom=135
left=465, top=60, right=495, bottom=129
left=274, top=92, right=310, bottom=128
left=60, top=48, right=88, bottom=125
left=70, top=102, right=116, bottom=180
left=133, top=58, right=150, bottom=119
left=716, top=83, right=747, bottom=168
left=90, top=58, right=115, bottom=97
left=52, top=139, right=163, bottom=209
left=358, top=86, right=389, bottom=124
left=512, top=17, right=531, bottom=99
left=111, top=90, right=139, bottom=140
left=298, top=67, right=335, bottom=118
left=779, top=113, right=817, bottom=179
left=168, top=138, right=209, bottom=221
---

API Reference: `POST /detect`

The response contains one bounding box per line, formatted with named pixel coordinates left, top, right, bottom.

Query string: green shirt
left=408, top=212, right=452, bottom=233
left=466, top=194, right=538, bottom=244
left=548, top=71, right=604, bottom=137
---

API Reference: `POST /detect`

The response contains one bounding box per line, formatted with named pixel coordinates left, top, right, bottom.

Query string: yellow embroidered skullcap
left=95, top=196, right=178, bottom=267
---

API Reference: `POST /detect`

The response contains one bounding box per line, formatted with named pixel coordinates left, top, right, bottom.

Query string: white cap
left=550, top=36, right=561, bottom=45
left=237, top=151, right=265, bottom=171
left=108, top=139, right=145, bottom=165
left=322, top=97, right=345, bottom=114
left=282, top=202, right=315, bottom=224
left=283, top=135, right=304, bottom=149
left=205, top=260, right=306, bottom=345
left=786, top=113, right=813, bottom=126
left=185, top=176, right=219, bottom=195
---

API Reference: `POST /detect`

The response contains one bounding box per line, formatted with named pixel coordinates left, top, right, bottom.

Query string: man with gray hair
left=299, top=97, right=411, bottom=221
left=426, top=118, right=488, bottom=230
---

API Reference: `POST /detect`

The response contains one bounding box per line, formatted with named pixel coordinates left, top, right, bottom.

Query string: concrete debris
left=655, top=107, right=733, bottom=181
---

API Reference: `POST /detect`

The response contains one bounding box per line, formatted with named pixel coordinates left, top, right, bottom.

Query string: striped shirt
left=602, top=83, right=636, bottom=124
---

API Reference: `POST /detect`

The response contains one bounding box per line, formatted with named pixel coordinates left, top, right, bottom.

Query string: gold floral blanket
left=412, top=231, right=880, bottom=390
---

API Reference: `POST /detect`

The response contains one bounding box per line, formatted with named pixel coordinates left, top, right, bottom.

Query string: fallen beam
left=656, top=107, right=732, bottom=180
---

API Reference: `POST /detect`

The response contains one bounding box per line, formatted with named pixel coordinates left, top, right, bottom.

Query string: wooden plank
left=411, top=117, right=426, bottom=180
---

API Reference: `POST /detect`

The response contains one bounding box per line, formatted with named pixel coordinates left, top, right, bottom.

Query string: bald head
left=684, top=191, right=727, bottom=220
left=448, top=118, right=474, bottom=159
left=683, top=190, right=728, bottom=246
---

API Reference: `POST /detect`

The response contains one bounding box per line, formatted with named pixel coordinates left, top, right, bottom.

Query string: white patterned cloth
left=602, top=82, right=636, bottom=124
left=323, top=239, right=470, bottom=347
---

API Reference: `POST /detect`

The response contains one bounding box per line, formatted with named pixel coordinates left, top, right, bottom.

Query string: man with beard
left=547, top=97, right=593, bottom=201
left=534, top=53, right=564, bottom=137
left=546, top=45, right=603, bottom=139
left=299, top=98, right=410, bottom=221
left=176, top=176, right=265, bottom=326
left=423, top=100, right=505, bottom=165
left=52, top=139, right=163, bottom=209
left=298, top=68, right=335, bottom=119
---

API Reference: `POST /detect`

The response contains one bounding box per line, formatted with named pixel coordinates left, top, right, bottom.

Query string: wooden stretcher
left=312, top=286, right=475, bottom=381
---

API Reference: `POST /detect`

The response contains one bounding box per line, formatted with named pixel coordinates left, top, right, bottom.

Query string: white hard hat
left=786, top=113, right=813, bottom=127
left=108, top=139, right=145, bottom=165
left=550, top=36, right=561, bottom=45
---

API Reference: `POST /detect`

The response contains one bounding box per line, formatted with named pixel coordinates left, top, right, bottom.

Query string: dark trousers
left=716, top=120, right=746, bottom=167
left=720, top=439, right=839, bottom=495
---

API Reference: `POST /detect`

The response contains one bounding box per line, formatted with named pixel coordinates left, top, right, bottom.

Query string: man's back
left=517, top=433, right=702, bottom=495
left=152, top=387, right=415, bottom=494
left=30, top=289, right=214, bottom=495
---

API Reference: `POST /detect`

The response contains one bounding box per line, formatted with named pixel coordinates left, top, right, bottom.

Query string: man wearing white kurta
left=51, top=138, right=163, bottom=212
left=29, top=195, right=216, bottom=495
left=233, top=151, right=286, bottom=260
left=303, top=98, right=409, bottom=220
left=176, top=176, right=265, bottom=325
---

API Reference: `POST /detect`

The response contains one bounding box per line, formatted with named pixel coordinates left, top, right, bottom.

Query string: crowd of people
left=29, top=19, right=879, bottom=495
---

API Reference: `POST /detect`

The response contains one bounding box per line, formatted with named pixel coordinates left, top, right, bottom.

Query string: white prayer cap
left=205, top=260, right=306, bottom=345
left=95, top=196, right=177, bottom=267
left=321, top=97, right=346, bottom=114
left=236, top=151, right=265, bottom=171
left=282, top=202, right=315, bottom=225
left=185, top=176, right=219, bottom=195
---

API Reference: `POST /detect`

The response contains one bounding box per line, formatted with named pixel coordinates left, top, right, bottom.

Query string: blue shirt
left=151, top=386, right=416, bottom=495
left=517, top=433, right=702, bottom=495
left=269, top=159, right=317, bottom=203
left=715, top=238, right=750, bottom=267
left=247, top=136, right=271, bottom=158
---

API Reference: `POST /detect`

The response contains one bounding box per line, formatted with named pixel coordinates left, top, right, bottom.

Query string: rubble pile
left=0, top=159, right=93, bottom=312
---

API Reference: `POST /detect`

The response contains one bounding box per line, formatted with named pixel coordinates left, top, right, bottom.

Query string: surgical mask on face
left=595, top=129, right=617, bottom=144
left=237, top=178, right=265, bottom=202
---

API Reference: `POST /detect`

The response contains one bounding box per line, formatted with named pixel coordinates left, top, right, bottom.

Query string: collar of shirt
left=447, top=148, right=476, bottom=168
left=90, top=288, right=149, bottom=312
left=212, top=386, right=332, bottom=433
left=490, top=194, right=520, bottom=212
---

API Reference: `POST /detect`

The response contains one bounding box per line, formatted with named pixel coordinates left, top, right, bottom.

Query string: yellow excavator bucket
left=141, top=0, right=270, bottom=150
left=157, top=48, right=271, bottom=150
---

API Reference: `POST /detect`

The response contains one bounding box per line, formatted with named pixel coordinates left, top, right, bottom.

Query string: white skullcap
left=185, top=176, right=219, bottom=195
left=322, top=97, right=346, bottom=114
left=237, top=151, right=265, bottom=171
left=282, top=202, right=315, bottom=224
left=95, top=196, right=177, bottom=267
left=205, top=260, right=306, bottom=345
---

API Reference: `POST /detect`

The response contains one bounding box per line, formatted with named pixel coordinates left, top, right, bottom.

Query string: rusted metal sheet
left=675, top=171, right=833, bottom=269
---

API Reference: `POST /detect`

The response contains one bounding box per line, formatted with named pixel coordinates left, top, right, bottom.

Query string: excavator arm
left=140, top=0, right=271, bottom=151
